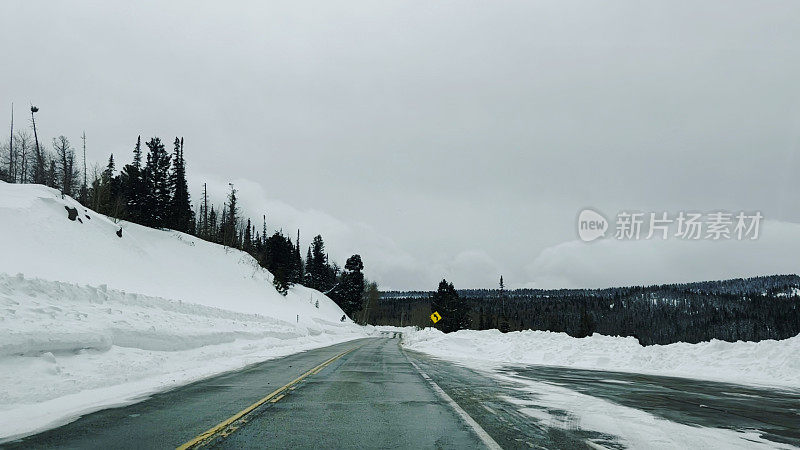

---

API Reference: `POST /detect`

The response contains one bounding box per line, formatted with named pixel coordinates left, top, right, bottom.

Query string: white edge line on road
left=407, top=359, right=503, bottom=450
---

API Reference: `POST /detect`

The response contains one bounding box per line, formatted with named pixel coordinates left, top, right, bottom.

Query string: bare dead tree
left=80, top=131, right=88, bottom=203
left=15, top=131, right=31, bottom=183
left=30, top=105, right=46, bottom=184
left=203, top=182, right=208, bottom=236
left=53, top=135, right=77, bottom=196
left=81, top=132, right=87, bottom=187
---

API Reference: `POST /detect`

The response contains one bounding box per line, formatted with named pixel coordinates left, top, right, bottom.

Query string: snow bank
left=0, top=183, right=366, bottom=440
left=403, top=328, right=800, bottom=390
left=0, top=272, right=364, bottom=441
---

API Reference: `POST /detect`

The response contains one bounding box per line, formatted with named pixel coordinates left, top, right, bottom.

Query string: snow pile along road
left=0, top=182, right=365, bottom=441
left=403, top=328, right=800, bottom=390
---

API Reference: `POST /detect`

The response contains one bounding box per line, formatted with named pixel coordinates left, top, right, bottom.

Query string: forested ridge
left=374, top=275, right=800, bottom=345
left=1, top=107, right=369, bottom=316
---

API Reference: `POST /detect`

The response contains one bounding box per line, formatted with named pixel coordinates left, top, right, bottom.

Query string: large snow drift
left=403, top=328, right=800, bottom=390
left=0, top=182, right=365, bottom=440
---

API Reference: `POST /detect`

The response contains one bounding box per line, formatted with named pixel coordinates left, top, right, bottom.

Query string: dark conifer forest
left=374, top=275, right=800, bottom=345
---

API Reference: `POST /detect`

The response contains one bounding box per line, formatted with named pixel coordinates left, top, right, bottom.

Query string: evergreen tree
left=168, top=137, right=192, bottom=232
left=219, top=204, right=228, bottom=244
left=89, top=168, right=102, bottom=212
left=431, top=279, right=470, bottom=333
left=143, top=137, right=171, bottom=227
left=222, top=183, right=238, bottom=247
left=328, top=255, right=365, bottom=317
left=304, top=247, right=313, bottom=285
left=120, top=136, right=146, bottom=223
left=307, top=235, right=329, bottom=291
left=94, top=154, right=116, bottom=215
left=208, top=206, right=218, bottom=241
left=265, top=231, right=293, bottom=295
left=291, top=230, right=303, bottom=284
left=243, top=218, right=253, bottom=253
left=499, top=275, right=510, bottom=333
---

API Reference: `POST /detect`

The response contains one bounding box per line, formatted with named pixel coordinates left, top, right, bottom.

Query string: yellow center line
left=176, top=344, right=361, bottom=449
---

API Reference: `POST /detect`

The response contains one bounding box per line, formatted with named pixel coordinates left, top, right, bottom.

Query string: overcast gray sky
left=2, top=1, right=800, bottom=289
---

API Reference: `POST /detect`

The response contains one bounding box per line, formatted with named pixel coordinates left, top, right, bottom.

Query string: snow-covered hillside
left=0, top=181, right=344, bottom=321
left=0, top=182, right=365, bottom=440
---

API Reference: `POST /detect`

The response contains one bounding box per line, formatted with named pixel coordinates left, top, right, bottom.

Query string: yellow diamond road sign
left=430, top=311, right=442, bottom=323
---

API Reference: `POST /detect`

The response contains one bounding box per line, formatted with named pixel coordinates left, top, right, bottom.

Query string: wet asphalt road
left=4, top=336, right=800, bottom=449
left=4, top=336, right=484, bottom=449
left=410, top=353, right=800, bottom=449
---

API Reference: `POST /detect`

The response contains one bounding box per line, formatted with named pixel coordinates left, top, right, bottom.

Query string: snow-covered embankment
left=0, top=182, right=366, bottom=440
left=403, top=328, right=800, bottom=390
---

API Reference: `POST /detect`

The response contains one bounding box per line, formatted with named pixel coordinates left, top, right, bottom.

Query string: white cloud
left=192, top=174, right=426, bottom=289
left=430, top=250, right=504, bottom=289
left=525, top=220, right=800, bottom=289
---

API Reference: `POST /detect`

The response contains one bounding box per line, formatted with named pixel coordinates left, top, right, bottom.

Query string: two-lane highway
left=4, top=337, right=489, bottom=449
left=5, top=335, right=799, bottom=449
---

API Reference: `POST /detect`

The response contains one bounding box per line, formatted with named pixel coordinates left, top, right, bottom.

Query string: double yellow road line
left=177, top=346, right=359, bottom=449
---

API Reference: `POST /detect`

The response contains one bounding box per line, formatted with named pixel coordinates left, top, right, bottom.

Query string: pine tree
left=431, top=279, right=470, bottom=333
left=143, top=137, right=171, bottom=227
left=243, top=218, right=253, bottom=253
left=304, top=247, right=313, bottom=285
left=168, top=137, right=192, bottom=232
left=89, top=167, right=102, bottom=211
left=120, top=136, right=146, bottom=223
left=265, top=231, right=293, bottom=295
left=97, top=154, right=122, bottom=217
left=499, top=275, right=510, bottom=333
left=292, top=229, right=303, bottom=283
left=308, top=235, right=329, bottom=291
left=328, top=255, right=365, bottom=317
left=208, top=205, right=218, bottom=240
left=222, top=183, right=238, bottom=247
left=219, top=204, right=227, bottom=244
